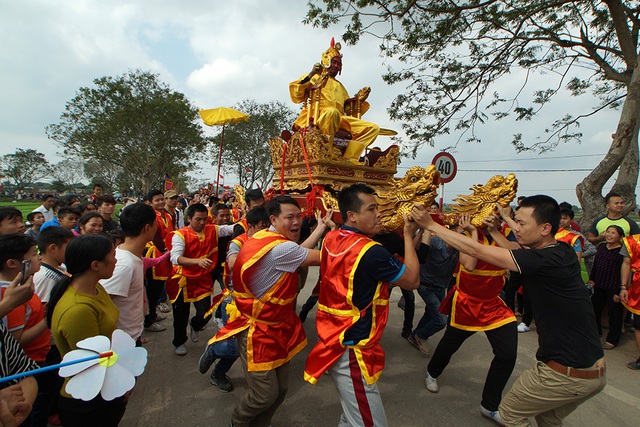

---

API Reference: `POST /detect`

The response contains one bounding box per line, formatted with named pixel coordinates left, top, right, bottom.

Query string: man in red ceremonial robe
left=143, top=189, right=174, bottom=332
left=211, top=196, right=333, bottom=427
left=620, top=234, right=640, bottom=370
left=304, top=184, right=420, bottom=427
left=166, top=203, right=235, bottom=356
left=424, top=214, right=518, bottom=426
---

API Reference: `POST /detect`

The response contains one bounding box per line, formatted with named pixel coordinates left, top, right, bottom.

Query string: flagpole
left=215, top=124, right=225, bottom=195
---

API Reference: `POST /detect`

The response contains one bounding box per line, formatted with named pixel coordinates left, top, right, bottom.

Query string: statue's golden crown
left=321, top=37, right=342, bottom=68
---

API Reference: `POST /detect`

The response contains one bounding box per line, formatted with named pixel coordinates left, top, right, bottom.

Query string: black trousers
left=58, top=395, right=127, bottom=427
left=591, top=287, right=623, bottom=345
left=144, top=269, right=165, bottom=327
left=172, top=290, right=212, bottom=347
left=427, top=320, right=518, bottom=411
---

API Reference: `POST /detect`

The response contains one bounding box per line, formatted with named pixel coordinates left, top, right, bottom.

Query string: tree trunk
left=577, top=62, right=640, bottom=229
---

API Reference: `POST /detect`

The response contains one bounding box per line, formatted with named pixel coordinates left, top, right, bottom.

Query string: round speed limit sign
left=432, top=152, right=457, bottom=184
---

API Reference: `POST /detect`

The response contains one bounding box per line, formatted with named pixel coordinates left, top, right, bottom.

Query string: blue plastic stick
left=0, top=351, right=113, bottom=384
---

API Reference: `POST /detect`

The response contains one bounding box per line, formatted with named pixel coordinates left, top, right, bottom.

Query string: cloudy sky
left=0, top=0, right=623, bottom=204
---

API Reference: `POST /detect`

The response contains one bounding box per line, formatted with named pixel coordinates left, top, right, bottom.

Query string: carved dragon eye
left=410, top=176, right=418, bottom=182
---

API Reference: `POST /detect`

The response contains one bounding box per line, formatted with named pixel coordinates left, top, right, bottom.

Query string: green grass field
left=0, top=200, right=42, bottom=214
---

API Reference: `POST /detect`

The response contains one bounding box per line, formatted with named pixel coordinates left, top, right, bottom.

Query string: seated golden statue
left=289, top=38, right=380, bottom=162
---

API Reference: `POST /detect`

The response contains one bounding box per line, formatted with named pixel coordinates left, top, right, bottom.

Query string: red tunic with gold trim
left=165, top=225, right=220, bottom=303
left=205, top=233, right=248, bottom=318
left=304, top=229, right=390, bottom=385
left=149, top=209, right=174, bottom=280
left=555, top=228, right=584, bottom=251
left=207, top=229, right=306, bottom=371
left=441, top=230, right=515, bottom=331
left=231, top=207, right=241, bottom=223
left=622, top=235, right=640, bottom=315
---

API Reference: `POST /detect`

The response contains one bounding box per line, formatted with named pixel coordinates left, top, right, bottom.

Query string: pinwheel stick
left=0, top=351, right=114, bottom=384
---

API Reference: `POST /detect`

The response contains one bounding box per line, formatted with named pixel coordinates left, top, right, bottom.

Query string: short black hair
left=560, top=208, right=575, bottom=220
left=119, top=203, right=156, bottom=237
left=93, top=183, right=103, bottom=190
left=37, top=226, right=74, bottom=254
left=80, top=202, right=96, bottom=214
left=267, top=196, right=300, bottom=218
left=0, top=234, right=37, bottom=272
left=244, top=189, right=264, bottom=206
left=26, top=211, right=43, bottom=223
left=63, top=194, right=79, bottom=205
left=213, top=204, right=230, bottom=216
left=246, top=206, right=270, bottom=227
left=41, top=194, right=54, bottom=202
left=186, top=203, right=209, bottom=219
left=338, top=183, right=376, bottom=222
left=519, top=195, right=561, bottom=234
left=146, top=189, right=163, bottom=202
left=604, top=191, right=621, bottom=206
left=97, top=195, right=116, bottom=206
left=106, top=229, right=126, bottom=245
left=0, top=207, right=22, bottom=223
left=430, top=201, right=439, bottom=208
left=57, top=207, right=80, bottom=220
left=208, top=196, right=220, bottom=207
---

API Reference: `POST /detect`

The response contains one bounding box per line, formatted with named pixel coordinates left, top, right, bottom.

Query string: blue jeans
left=413, top=284, right=446, bottom=340
left=207, top=298, right=239, bottom=377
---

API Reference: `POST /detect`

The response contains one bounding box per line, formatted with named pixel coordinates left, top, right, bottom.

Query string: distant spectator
left=97, top=195, right=119, bottom=233
left=559, top=201, right=582, bottom=232
left=0, top=207, right=24, bottom=235
left=62, top=195, right=80, bottom=208
left=588, top=192, right=640, bottom=245
left=42, top=206, right=80, bottom=234
left=79, top=201, right=97, bottom=215
left=78, top=212, right=104, bottom=236
left=429, top=201, right=440, bottom=213
left=88, top=183, right=103, bottom=205
left=32, top=194, right=55, bottom=222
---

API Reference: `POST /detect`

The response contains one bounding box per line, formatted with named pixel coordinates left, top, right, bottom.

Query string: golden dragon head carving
left=376, top=165, right=441, bottom=231
left=445, top=173, right=518, bottom=228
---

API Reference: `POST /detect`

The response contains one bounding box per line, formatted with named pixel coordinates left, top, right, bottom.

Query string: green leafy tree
left=212, top=100, right=297, bottom=190
left=305, top=1, right=640, bottom=226
left=47, top=70, right=209, bottom=194
left=51, top=158, right=85, bottom=190
left=1, top=148, right=50, bottom=192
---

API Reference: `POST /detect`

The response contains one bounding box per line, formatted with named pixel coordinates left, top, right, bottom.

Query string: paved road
left=121, top=267, right=640, bottom=426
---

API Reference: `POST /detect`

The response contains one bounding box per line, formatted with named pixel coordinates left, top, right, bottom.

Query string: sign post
left=431, top=152, right=458, bottom=210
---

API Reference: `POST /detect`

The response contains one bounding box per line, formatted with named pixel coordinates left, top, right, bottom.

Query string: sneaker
left=210, top=373, right=234, bottom=392
left=144, top=322, right=166, bottom=332
left=154, top=314, right=167, bottom=322
left=175, top=344, right=187, bottom=356
left=190, top=325, right=199, bottom=343
left=198, top=345, right=218, bottom=374
left=627, top=359, right=640, bottom=370
left=408, top=334, right=430, bottom=355
left=480, top=406, right=505, bottom=426
left=517, top=322, right=530, bottom=333
left=424, top=372, right=439, bottom=393
left=158, top=302, right=171, bottom=313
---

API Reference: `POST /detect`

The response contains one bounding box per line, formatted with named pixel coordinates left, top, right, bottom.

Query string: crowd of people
left=0, top=182, right=638, bottom=427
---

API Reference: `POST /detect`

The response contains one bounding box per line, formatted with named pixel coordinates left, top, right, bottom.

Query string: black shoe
left=198, top=345, right=218, bottom=374
left=401, top=327, right=412, bottom=338
left=211, top=374, right=234, bottom=392
left=299, top=308, right=309, bottom=323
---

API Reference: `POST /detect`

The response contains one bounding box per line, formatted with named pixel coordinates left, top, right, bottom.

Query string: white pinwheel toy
left=59, top=329, right=148, bottom=401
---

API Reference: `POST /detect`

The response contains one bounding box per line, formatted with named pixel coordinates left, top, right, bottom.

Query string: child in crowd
left=0, top=207, right=24, bottom=235
left=25, top=212, right=45, bottom=238
left=0, top=234, right=54, bottom=427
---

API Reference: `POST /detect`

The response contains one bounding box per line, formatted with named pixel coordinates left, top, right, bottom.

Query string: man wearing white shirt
left=100, top=203, right=157, bottom=345
left=32, top=194, right=55, bottom=222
